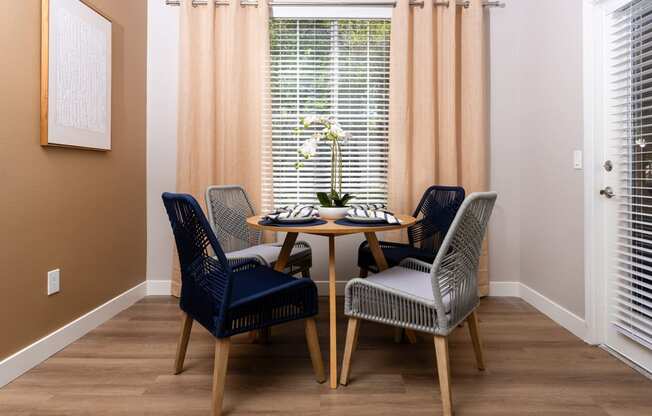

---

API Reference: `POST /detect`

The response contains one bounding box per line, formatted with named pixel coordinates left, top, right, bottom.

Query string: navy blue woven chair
left=357, top=186, right=465, bottom=276
left=162, top=192, right=325, bottom=416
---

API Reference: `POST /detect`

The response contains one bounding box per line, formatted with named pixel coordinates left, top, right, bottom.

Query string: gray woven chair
left=205, top=185, right=312, bottom=277
left=340, top=192, right=497, bottom=416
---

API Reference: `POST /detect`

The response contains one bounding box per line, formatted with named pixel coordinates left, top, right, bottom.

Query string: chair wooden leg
left=173, top=313, right=193, bottom=375
left=305, top=318, right=326, bottom=383
left=359, top=267, right=368, bottom=278
left=211, top=338, right=231, bottom=416
left=405, top=329, right=418, bottom=344
left=434, top=335, right=453, bottom=416
left=467, top=310, right=486, bottom=371
left=340, top=318, right=359, bottom=386
left=352, top=319, right=361, bottom=353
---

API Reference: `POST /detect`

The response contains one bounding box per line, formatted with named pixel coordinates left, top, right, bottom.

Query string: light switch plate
left=47, top=269, right=60, bottom=295
left=573, top=150, right=583, bottom=170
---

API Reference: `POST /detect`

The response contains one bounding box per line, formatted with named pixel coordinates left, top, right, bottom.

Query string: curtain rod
left=271, top=1, right=396, bottom=5
left=165, top=0, right=506, bottom=7
left=165, top=0, right=396, bottom=6
left=483, top=1, right=505, bottom=7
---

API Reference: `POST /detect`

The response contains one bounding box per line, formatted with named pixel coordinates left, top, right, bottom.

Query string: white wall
left=146, top=0, right=587, bottom=317
left=489, top=0, right=585, bottom=317
left=487, top=4, right=522, bottom=284
left=146, top=0, right=178, bottom=282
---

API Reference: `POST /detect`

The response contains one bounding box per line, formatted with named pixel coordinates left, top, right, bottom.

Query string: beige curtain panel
left=172, top=1, right=270, bottom=296
left=388, top=0, right=490, bottom=295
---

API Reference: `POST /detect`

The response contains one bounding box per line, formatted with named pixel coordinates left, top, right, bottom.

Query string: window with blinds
left=268, top=18, right=391, bottom=207
left=610, top=0, right=652, bottom=349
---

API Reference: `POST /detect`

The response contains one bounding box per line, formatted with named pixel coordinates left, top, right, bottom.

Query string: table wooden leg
left=274, top=232, right=298, bottom=272
left=364, top=231, right=418, bottom=344
left=328, top=235, right=338, bottom=389
left=252, top=232, right=299, bottom=344
left=364, top=232, right=389, bottom=271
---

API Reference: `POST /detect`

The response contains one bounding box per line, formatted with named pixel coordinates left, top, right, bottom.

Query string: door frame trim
left=583, top=0, right=646, bottom=346
left=583, top=0, right=603, bottom=346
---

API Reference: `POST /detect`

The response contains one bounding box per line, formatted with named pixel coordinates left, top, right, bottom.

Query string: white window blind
left=610, top=0, right=652, bottom=349
left=268, top=18, right=390, bottom=207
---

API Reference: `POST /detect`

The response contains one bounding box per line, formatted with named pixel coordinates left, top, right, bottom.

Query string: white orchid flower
left=294, top=114, right=352, bottom=194
left=331, top=124, right=346, bottom=139
left=301, top=115, right=317, bottom=128
left=298, top=137, right=319, bottom=159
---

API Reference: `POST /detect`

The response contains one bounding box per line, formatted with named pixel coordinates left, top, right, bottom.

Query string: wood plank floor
left=2, top=296, right=651, bottom=415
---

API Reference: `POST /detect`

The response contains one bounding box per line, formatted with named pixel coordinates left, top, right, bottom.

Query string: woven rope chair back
left=162, top=192, right=232, bottom=334
left=206, top=185, right=262, bottom=253
left=430, top=192, right=497, bottom=330
left=408, top=186, right=465, bottom=252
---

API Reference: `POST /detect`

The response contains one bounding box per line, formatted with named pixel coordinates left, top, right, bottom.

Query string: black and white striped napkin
left=347, top=204, right=400, bottom=224
left=264, top=204, right=318, bottom=222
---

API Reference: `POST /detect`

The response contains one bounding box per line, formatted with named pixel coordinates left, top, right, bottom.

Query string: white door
left=599, top=0, right=652, bottom=372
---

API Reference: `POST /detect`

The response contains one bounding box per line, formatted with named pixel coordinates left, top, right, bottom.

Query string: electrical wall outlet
left=47, top=269, right=60, bottom=295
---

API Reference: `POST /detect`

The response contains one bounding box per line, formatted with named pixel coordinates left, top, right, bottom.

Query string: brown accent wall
left=0, top=0, right=147, bottom=360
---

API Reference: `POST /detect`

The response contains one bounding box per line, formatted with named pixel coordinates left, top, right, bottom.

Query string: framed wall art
left=41, top=0, right=112, bottom=150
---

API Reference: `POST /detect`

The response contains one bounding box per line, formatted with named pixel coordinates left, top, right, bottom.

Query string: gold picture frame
left=41, top=0, right=112, bottom=151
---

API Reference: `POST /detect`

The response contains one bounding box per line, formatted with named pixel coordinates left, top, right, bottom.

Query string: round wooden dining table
left=246, top=214, right=416, bottom=389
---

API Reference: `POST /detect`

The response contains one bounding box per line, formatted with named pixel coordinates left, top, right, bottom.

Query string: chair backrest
left=429, top=192, right=497, bottom=330
left=162, top=192, right=232, bottom=334
left=205, top=185, right=262, bottom=253
left=408, top=185, right=465, bottom=252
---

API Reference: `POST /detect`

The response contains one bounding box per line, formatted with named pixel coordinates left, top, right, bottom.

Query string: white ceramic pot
left=318, top=206, right=349, bottom=220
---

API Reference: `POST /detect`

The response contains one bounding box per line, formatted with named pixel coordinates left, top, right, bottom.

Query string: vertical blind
left=268, top=19, right=391, bottom=207
left=610, top=0, right=652, bottom=349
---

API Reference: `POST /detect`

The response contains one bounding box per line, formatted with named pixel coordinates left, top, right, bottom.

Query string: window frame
left=270, top=5, right=393, bottom=20
left=265, top=15, right=391, bottom=207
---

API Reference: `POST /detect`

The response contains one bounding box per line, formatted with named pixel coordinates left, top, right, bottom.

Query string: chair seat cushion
left=366, top=266, right=451, bottom=312
left=226, top=243, right=311, bottom=268
left=229, top=265, right=301, bottom=305
left=219, top=264, right=319, bottom=338
left=358, top=243, right=436, bottom=270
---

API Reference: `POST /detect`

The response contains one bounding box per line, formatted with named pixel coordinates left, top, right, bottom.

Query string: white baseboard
left=489, top=281, right=587, bottom=342
left=518, top=283, right=587, bottom=341
left=146, top=279, right=172, bottom=296
left=0, top=281, right=147, bottom=388
left=489, top=281, right=520, bottom=297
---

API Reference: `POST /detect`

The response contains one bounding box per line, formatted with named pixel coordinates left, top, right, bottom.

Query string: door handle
left=600, top=187, right=615, bottom=198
